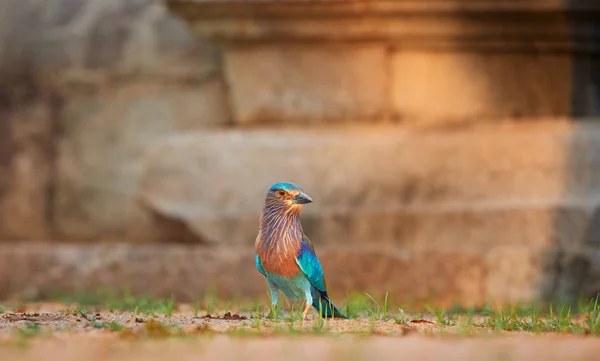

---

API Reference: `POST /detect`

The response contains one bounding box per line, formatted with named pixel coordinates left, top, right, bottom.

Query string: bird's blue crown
left=268, top=182, right=303, bottom=193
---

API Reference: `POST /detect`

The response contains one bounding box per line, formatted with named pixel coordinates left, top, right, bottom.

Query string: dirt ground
left=0, top=303, right=599, bottom=361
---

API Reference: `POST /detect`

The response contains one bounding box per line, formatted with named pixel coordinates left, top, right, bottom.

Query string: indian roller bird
left=254, top=182, right=347, bottom=320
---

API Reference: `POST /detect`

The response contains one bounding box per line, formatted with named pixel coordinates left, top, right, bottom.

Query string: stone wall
left=0, top=0, right=599, bottom=306
left=0, top=0, right=229, bottom=243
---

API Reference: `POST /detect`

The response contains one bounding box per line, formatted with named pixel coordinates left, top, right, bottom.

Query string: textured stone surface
left=391, top=52, right=571, bottom=125
left=543, top=248, right=599, bottom=302
left=0, top=243, right=487, bottom=305
left=319, top=247, right=485, bottom=306
left=0, top=243, right=261, bottom=301
left=0, top=0, right=219, bottom=78
left=174, top=0, right=600, bottom=124
left=56, top=80, right=229, bottom=241
left=223, top=45, right=388, bottom=125
left=484, top=246, right=548, bottom=304
left=175, top=0, right=592, bottom=49
left=1, top=241, right=597, bottom=305
left=137, top=122, right=600, bottom=246
left=0, top=0, right=227, bottom=242
left=0, top=102, right=56, bottom=240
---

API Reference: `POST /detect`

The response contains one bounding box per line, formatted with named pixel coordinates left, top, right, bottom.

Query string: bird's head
left=264, top=182, right=312, bottom=213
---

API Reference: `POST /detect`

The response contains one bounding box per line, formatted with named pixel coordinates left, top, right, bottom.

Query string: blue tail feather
left=312, top=291, right=347, bottom=319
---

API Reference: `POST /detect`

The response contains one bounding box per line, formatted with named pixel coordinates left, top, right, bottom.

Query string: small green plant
left=312, top=317, right=325, bottom=334
left=464, top=315, right=474, bottom=328
left=193, top=301, right=200, bottom=317
left=251, top=317, right=262, bottom=328
left=493, top=309, right=513, bottom=331
left=156, top=297, right=175, bottom=317
left=107, top=321, right=123, bottom=332
left=285, top=304, right=298, bottom=322
left=394, top=308, right=409, bottom=325
left=268, top=305, right=281, bottom=321
left=433, top=308, right=456, bottom=327
left=364, top=293, right=385, bottom=320
left=382, top=293, right=389, bottom=320
left=60, top=306, right=91, bottom=316
left=585, top=296, right=600, bottom=335
left=547, top=304, right=576, bottom=334
left=342, top=293, right=372, bottom=319
left=251, top=304, right=263, bottom=322
left=18, top=323, right=42, bottom=338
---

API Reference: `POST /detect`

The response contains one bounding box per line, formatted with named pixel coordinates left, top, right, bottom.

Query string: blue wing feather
left=255, top=254, right=267, bottom=277
left=295, top=238, right=327, bottom=292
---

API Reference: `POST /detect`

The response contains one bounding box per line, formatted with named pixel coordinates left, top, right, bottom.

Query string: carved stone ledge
left=165, top=0, right=600, bottom=125
left=166, top=0, right=600, bottom=50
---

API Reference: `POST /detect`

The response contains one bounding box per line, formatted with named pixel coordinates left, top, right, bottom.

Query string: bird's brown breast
left=256, top=235, right=301, bottom=277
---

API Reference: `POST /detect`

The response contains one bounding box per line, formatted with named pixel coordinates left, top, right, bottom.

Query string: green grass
left=13, top=288, right=600, bottom=338
left=49, top=287, right=178, bottom=316
left=393, top=308, right=410, bottom=325
left=362, top=292, right=390, bottom=321
left=229, top=293, right=600, bottom=336
left=17, top=323, right=42, bottom=338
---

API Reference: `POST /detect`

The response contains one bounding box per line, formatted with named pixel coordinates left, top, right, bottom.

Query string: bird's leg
left=302, top=302, right=312, bottom=320
left=267, top=280, right=279, bottom=319
left=302, top=291, right=313, bottom=321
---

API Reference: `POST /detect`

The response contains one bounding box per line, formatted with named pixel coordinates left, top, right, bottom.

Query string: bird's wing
left=301, top=233, right=317, bottom=255
left=255, top=253, right=267, bottom=277
left=295, top=234, right=328, bottom=293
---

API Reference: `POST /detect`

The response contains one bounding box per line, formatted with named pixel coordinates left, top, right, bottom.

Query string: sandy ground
left=0, top=303, right=599, bottom=361
left=1, top=332, right=600, bottom=361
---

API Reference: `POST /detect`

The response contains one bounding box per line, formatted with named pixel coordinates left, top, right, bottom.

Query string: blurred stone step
left=0, top=243, right=556, bottom=306
left=137, top=121, right=600, bottom=247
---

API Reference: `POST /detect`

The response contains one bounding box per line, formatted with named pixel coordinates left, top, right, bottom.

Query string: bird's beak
left=294, top=192, right=313, bottom=204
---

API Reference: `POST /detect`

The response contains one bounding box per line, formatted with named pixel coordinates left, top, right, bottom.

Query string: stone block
left=563, top=124, right=600, bottom=196
left=543, top=247, right=600, bottom=302
left=0, top=243, right=485, bottom=306
left=171, top=0, right=600, bottom=124
left=137, top=123, right=599, bottom=247
left=0, top=0, right=227, bottom=242
left=585, top=207, right=600, bottom=246
left=319, top=248, right=485, bottom=307
left=391, top=52, right=571, bottom=125
left=0, top=0, right=219, bottom=79
left=312, top=205, right=583, bottom=251
left=223, top=45, right=388, bottom=125
left=0, top=242, right=585, bottom=305
left=484, top=246, right=548, bottom=304
left=56, top=80, right=229, bottom=241
left=0, top=243, right=262, bottom=301
left=1, top=103, right=56, bottom=240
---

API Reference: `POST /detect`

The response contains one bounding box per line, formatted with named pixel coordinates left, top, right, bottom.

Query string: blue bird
left=254, top=182, right=347, bottom=319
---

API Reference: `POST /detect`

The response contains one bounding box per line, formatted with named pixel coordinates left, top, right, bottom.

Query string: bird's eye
left=277, top=190, right=286, bottom=196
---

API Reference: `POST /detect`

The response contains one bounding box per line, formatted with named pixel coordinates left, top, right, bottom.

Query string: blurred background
left=0, top=0, right=599, bottom=308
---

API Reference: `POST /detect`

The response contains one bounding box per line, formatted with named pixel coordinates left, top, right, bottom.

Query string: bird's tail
left=313, top=293, right=348, bottom=319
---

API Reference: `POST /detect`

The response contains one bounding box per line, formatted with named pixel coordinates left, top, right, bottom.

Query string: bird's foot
left=302, top=303, right=312, bottom=321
